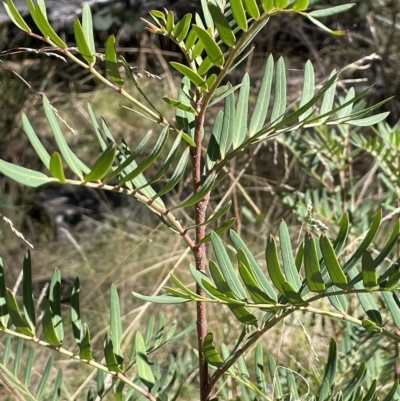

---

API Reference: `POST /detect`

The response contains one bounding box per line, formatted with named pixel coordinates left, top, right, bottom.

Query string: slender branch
left=0, top=327, right=157, bottom=401
left=191, top=87, right=211, bottom=401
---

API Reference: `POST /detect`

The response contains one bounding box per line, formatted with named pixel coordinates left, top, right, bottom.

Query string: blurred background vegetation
left=0, top=0, right=400, bottom=399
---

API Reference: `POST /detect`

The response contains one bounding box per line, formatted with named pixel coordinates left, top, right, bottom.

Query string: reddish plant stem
left=192, top=90, right=210, bottom=401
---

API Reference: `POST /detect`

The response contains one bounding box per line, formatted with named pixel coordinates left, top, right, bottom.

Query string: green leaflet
left=203, top=332, right=223, bottom=368
left=208, top=3, right=236, bottom=47
left=309, top=4, right=355, bottom=18
left=255, top=344, right=267, bottom=393
left=207, top=110, right=223, bottom=169
left=270, top=57, right=286, bottom=124
left=304, top=232, right=325, bottom=292
left=41, top=298, right=62, bottom=346
left=170, top=62, right=207, bottom=90
left=163, top=97, right=196, bottom=113
left=319, top=235, right=348, bottom=289
left=279, top=221, right=302, bottom=291
left=104, top=334, right=122, bottom=373
left=249, top=54, right=273, bottom=136
left=198, top=218, right=236, bottom=245
left=211, top=232, right=247, bottom=300
left=4, top=0, right=30, bottom=33
left=118, top=127, right=169, bottom=186
left=219, top=83, right=235, bottom=158
left=191, top=25, right=224, bottom=67
left=73, top=18, right=96, bottom=66
left=230, top=230, right=277, bottom=301
left=233, top=73, right=250, bottom=149
left=36, top=356, right=53, bottom=399
left=323, top=338, right=337, bottom=387
left=230, top=0, right=248, bottom=31
left=243, top=0, right=260, bottom=19
left=49, top=152, right=66, bottom=182
left=298, top=60, right=315, bottom=121
left=172, top=13, right=192, bottom=42
left=34, top=4, right=67, bottom=48
left=135, top=331, right=155, bottom=390
left=292, top=0, right=309, bottom=11
left=80, top=323, right=93, bottom=361
left=0, top=160, right=55, bottom=188
left=82, top=4, right=95, bottom=55
left=307, top=15, right=347, bottom=36
left=0, top=258, right=9, bottom=328
left=172, top=173, right=216, bottom=209
left=83, top=143, right=116, bottom=182
left=110, top=285, right=123, bottom=366
left=105, top=35, right=124, bottom=88
left=71, top=278, right=83, bottom=345
left=265, top=235, right=286, bottom=296
left=362, top=251, right=377, bottom=289
left=132, top=292, right=189, bottom=304
left=49, top=268, right=63, bottom=343
left=274, top=0, right=289, bottom=9
left=22, top=251, right=35, bottom=334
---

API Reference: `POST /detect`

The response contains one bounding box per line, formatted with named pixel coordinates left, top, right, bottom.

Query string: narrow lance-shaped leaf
left=319, top=69, right=337, bottom=121
left=268, top=354, right=283, bottom=398
left=22, top=251, right=36, bottom=333
left=348, top=266, right=382, bottom=326
left=71, top=277, right=83, bottom=345
left=319, top=234, right=348, bottom=289
left=74, top=18, right=96, bottom=66
left=208, top=3, right=236, bottom=47
left=211, top=232, right=247, bottom=300
left=49, top=268, right=63, bottom=342
left=207, top=110, right=223, bottom=169
left=104, top=334, right=122, bottom=373
left=230, top=0, right=248, bottom=31
left=110, top=284, right=123, bottom=367
left=230, top=230, right=277, bottom=301
left=293, top=0, right=309, bottom=11
left=82, top=4, right=95, bottom=55
left=4, top=0, right=31, bottom=33
left=323, top=338, right=337, bottom=387
left=299, top=60, right=315, bottom=121
left=304, top=232, right=325, bottom=292
left=309, top=4, right=355, bottom=18
left=270, top=57, right=287, bottom=124
left=41, top=298, right=62, bottom=346
left=43, top=95, right=89, bottom=177
left=118, top=127, right=169, bottom=186
left=36, top=356, right=53, bottom=399
left=5, top=289, right=34, bottom=336
left=173, top=13, right=192, bottom=42
left=0, top=160, right=55, bottom=188
left=203, top=332, right=223, bottom=368
left=198, top=218, right=236, bottom=245
left=153, top=147, right=189, bottom=199
left=135, top=331, right=155, bottom=390
left=172, top=173, right=216, bottom=209
left=192, top=25, right=225, bottom=67
left=362, top=251, right=377, bottom=289
left=265, top=235, right=286, bottom=296
left=233, top=73, right=250, bottom=148
left=84, top=143, right=116, bottom=182
left=243, top=0, right=260, bottom=19
left=49, top=152, right=66, bottom=182
left=279, top=221, right=302, bottom=291
left=255, top=344, right=267, bottom=393
left=0, top=258, right=9, bottom=328
left=249, top=54, right=274, bottom=136
left=170, top=62, right=207, bottom=90
left=105, top=35, right=124, bottom=88
left=34, top=4, right=67, bottom=48
left=219, top=84, right=235, bottom=158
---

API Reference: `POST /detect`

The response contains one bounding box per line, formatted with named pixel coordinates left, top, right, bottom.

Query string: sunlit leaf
left=203, top=332, right=223, bottom=368
left=233, top=73, right=249, bottom=148
left=4, top=0, right=31, bottom=32
left=230, top=0, right=248, bottom=31
left=362, top=251, right=377, bottom=289
left=208, top=3, right=236, bottom=47
left=243, top=0, right=260, bottom=19
left=170, top=62, right=207, bottom=90
left=270, top=57, right=286, bottom=123
left=49, top=152, right=66, bottom=182
left=309, top=4, right=355, bottom=18
left=74, top=18, right=96, bottom=66
left=292, top=0, right=309, bottom=11
left=172, top=13, right=192, bottom=42
left=304, top=232, right=325, bottom=292
left=0, top=160, right=55, bottom=188
left=320, top=235, right=347, bottom=289
left=192, top=25, right=224, bottom=67
left=105, top=35, right=124, bottom=88
left=135, top=331, right=155, bottom=390
left=41, top=298, right=62, bottom=346
left=83, top=143, right=116, bottom=182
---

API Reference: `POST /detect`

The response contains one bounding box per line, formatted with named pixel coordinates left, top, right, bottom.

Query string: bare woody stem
left=192, top=88, right=210, bottom=401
